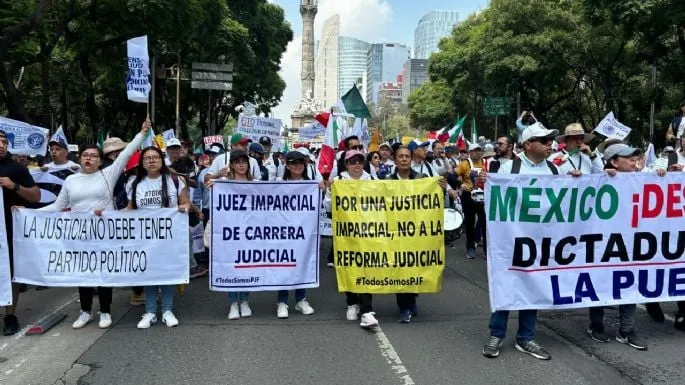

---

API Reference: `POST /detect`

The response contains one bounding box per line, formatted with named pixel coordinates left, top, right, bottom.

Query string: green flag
left=97, top=131, right=105, bottom=149
left=341, top=85, right=371, bottom=119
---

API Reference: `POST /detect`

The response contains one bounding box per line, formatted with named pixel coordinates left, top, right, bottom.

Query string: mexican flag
left=341, top=85, right=371, bottom=119
left=448, top=116, right=467, bottom=149
left=317, top=114, right=340, bottom=180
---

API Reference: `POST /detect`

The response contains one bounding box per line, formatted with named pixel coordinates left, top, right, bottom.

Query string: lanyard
left=565, top=150, right=582, bottom=171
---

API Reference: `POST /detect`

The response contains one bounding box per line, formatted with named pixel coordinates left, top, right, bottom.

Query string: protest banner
left=593, top=111, right=631, bottom=140
left=235, top=114, right=281, bottom=148
left=162, top=129, right=176, bottom=145
left=12, top=208, right=189, bottom=287
left=210, top=180, right=320, bottom=292
left=203, top=135, right=224, bottom=149
left=333, top=178, right=445, bottom=294
left=126, top=35, right=151, bottom=103
left=319, top=191, right=332, bottom=237
left=0, top=191, right=12, bottom=305
left=0, top=116, right=48, bottom=157
left=31, top=168, right=76, bottom=204
left=486, top=172, right=685, bottom=311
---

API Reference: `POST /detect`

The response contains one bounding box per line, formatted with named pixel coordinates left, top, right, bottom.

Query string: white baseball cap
left=166, top=138, right=182, bottom=148
left=520, top=123, right=559, bottom=143
left=468, top=143, right=482, bottom=152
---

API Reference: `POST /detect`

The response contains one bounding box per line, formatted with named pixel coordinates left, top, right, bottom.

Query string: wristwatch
left=12, top=183, right=20, bottom=192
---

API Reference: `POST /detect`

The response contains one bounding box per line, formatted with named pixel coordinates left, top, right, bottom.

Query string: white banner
left=191, top=222, right=205, bottom=254
left=12, top=208, right=189, bottom=287
left=298, top=121, right=326, bottom=140
left=0, top=117, right=48, bottom=156
left=126, top=35, right=151, bottom=103
left=203, top=135, right=224, bottom=149
left=0, top=191, right=12, bottom=305
left=593, top=111, right=631, bottom=140
left=210, top=180, right=320, bottom=291
left=318, top=190, right=331, bottom=237
left=235, top=114, right=282, bottom=149
left=486, top=172, right=685, bottom=311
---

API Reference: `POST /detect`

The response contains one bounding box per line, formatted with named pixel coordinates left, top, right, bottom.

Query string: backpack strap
left=546, top=160, right=559, bottom=175
left=511, top=157, right=522, bottom=174
left=171, top=173, right=181, bottom=198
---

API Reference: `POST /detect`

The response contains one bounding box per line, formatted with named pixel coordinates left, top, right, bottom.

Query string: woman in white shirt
left=39, top=120, right=148, bottom=329
left=127, top=146, right=190, bottom=329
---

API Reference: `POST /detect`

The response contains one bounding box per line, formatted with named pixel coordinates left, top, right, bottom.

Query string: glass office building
left=366, top=43, right=411, bottom=104
left=414, top=11, right=459, bottom=60
left=338, top=36, right=370, bottom=98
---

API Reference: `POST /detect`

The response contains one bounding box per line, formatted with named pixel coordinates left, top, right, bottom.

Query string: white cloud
left=272, top=0, right=392, bottom=127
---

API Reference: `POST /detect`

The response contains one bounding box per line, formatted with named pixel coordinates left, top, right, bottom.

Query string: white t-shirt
left=126, top=175, right=185, bottom=209
left=207, top=153, right=261, bottom=181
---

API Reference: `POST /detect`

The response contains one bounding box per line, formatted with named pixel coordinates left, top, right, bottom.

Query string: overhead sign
left=484, top=97, right=511, bottom=117
left=191, top=62, right=233, bottom=91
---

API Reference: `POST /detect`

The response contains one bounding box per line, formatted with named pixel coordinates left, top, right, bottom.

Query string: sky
left=269, top=0, right=488, bottom=126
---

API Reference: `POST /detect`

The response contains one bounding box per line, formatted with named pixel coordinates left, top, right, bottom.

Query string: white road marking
left=374, top=328, right=416, bottom=385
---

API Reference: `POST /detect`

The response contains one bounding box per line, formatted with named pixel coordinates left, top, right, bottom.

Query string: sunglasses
left=288, top=160, right=305, bottom=165
left=350, top=145, right=363, bottom=150
left=531, top=137, right=553, bottom=145
left=347, top=158, right=364, bottom=165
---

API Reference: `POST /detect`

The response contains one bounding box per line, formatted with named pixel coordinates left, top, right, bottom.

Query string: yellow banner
left=332, top=178, right=445, bottom=294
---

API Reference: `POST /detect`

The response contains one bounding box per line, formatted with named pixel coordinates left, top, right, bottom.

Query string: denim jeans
left=144, top=285, right=174, bottom=313
left=489, top=310, right=538, bottom=343
left=277, top=289, right=305, bottom=304
left=589, top=305, right=636, bottom=333
left=228, top=292, right=249, bottom=303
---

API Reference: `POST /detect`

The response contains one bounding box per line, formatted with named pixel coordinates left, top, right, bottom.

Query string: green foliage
left=408, top=80, right=453, bottom=129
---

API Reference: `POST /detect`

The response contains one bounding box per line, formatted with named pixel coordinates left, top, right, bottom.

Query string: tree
left=408, top=80, right=453, bottom=129
left=382, top=114, right=412, bottom=139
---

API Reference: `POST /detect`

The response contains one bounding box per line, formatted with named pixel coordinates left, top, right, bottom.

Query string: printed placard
left=210, top=180, right=320, bottom=291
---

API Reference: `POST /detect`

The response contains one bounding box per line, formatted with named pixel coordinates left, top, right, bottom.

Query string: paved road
left=1, top=238, right=684, bottom=385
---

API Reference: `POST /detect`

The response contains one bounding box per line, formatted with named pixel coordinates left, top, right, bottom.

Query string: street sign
left=191, top=62, right=233, bottom=90
left=484, top=97, right=511, bottom=117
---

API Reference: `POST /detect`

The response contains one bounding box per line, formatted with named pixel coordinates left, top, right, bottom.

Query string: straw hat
left=103, top=137, right=128, bottom=155
left=596, top=138, right=624, bottom=154
left=555, top=123, right=595, bottom=144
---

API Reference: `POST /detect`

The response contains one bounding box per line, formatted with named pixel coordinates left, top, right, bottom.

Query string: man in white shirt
left=204, top=133, right=261, bottom=182
left=549, top=123, right=603, bottom=175
left=408, top=139, right=437, bottom=177
left=259, top=136, right=284, bottom=180
left=653, top=134, right=685, bottom=172
left=45, top=139, right=80, bottom=171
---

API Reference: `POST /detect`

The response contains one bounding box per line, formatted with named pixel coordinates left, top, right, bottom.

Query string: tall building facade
left=366, top=43, right=411, bottom=104
left=414, top=11, right=459, bottom=60
left=338, top=36, right=370, bottom=98
left=402, top=59, right=429, bottom=103
left=314, top=15, right=339, bottom=109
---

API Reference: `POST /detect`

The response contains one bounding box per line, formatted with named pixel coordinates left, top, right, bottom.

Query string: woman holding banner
left=324, top=150, right=379, bottom=329
left=273, top=151, right=317, bottom=319
left=38, top=120, right=149, bottom=330
left=127, top=146, right=191, bottom=329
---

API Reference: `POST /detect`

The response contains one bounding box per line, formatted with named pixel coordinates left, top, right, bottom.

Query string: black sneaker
left=482, top=336, right=503, bottom=358
left=645, top=303, right=664, bottom=323
left=586, top=328, right=610, bottom=343
left=398, top=309, right=411, bottom=324
left=515, top=340, right=552, bottom=360
left=674, top=313, right=685, bottom=331
left=3, top=315, right=20, bottom=336
left=616, top=331, right=647, bottom=351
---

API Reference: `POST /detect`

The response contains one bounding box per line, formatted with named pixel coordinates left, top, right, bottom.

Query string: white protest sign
left=298, top=122, right=326, bottom=140
left=486, top=172, right=685, bottom=311
left=12, top=208, right=189, bottom=287
left=0, top=116, right=48, bottom=156
left=162, top=129, right=176, bottom=145
left=126, top=35, right=151, bottom=103
left=235, top=114, right=282, bottom=149
left=203, top=135, right=224, bottom=149
left=319, top=190, right=331, bottom=237
left=593, top=112, right=631, bottom=140
left=210, top=180, right=320, bottom=291
left=0, top=191, right=12, bottom=305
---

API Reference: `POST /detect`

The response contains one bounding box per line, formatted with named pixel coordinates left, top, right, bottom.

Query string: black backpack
left=511, top=157, right=558, bottom=175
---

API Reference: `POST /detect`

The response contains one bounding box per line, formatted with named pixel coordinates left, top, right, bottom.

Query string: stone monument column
left=300, top=0, right=317, bottom=102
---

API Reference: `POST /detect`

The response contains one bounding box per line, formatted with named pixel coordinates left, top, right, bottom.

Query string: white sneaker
left=72, top=311, right=93, bottom=329
left=295, top=299, right=315, bottom=315
left=326, top=262, right=335, bottom=268
left=360, top=312, right=379, bottom=328
left=277, top=303, right=289, bottom=319
left=137, top=313, right=157, bottom=329
left=228, top=302, right=240, bottom=320
left=240, top=301, right=252, bottom=317
left=98, top=312, right=112, bottom=329
left=162, top=311, right=179, bottom=327
left=346, top=305, right=360, bottom=321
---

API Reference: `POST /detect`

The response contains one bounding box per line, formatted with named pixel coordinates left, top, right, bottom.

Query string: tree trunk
left=79, top=53, right=99, bottom=137
left=0, top=63, right=30, bottom=122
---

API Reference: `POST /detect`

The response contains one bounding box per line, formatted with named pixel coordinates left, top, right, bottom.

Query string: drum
left=444, top=208, right=464, bottom=243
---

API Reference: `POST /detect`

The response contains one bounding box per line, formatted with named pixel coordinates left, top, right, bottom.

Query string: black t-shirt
left=0, top=154, right=36, bottom=233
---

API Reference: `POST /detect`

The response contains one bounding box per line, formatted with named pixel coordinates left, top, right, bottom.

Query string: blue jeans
left=489, top=310, right=538, bottom=343
left=277, top=289, right=306, bottom=304
left=228, top=292, right=249, bottom=303
left=144, top=285, right=174, bottom=313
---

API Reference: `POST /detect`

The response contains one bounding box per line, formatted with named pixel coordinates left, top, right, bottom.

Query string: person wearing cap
left=431, top=141, right=450, bottom=176
left=204, top=133, right=261, bottom=183
left=407, top=139, right=437, bottom=177
left=0, top=130, right=41, bottom=335
left=296, top=147, right=318, bottom=180
left=164, top=138, right=183, bottom=167
left=272, top=150, right=317, bottom=319
left=248, top=142, right=269, bottom=181
left=378, top=142, right=395, bottom=175
left=550, top=123, right=603, bottom=175
left=323, top=149, right=378, bottom=329
left=455, top=143, right=486, bottom=259
left=483, top=123, right=562, bottom=361
left=46, top=137, right=80, bottom=172
left=329, top=135, right=362, bottom=179
left=259, top=136, right=284, bottom=181
left=586, top=144, right=667, bottom=350
left=39, top=120, right=150, bottom=331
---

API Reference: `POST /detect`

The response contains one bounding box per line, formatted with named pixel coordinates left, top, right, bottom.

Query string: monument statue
left=291, top=0, right=323, bottom=131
